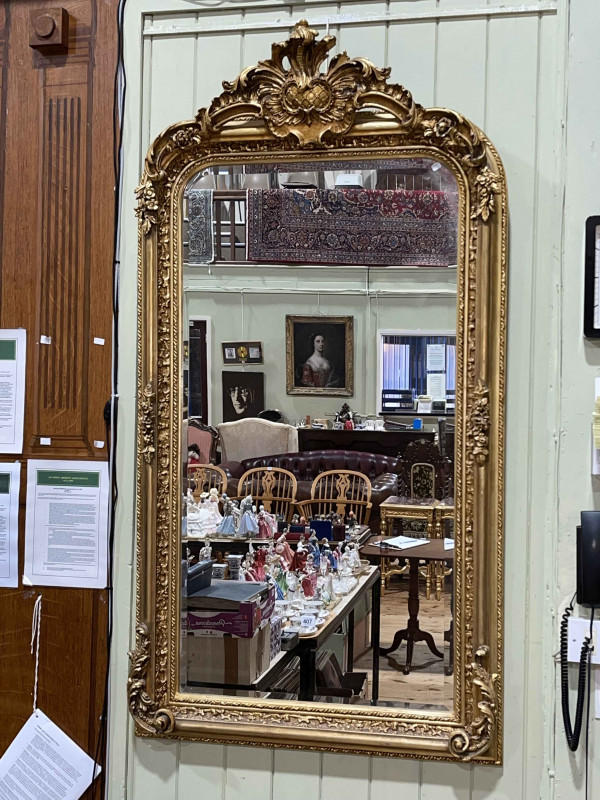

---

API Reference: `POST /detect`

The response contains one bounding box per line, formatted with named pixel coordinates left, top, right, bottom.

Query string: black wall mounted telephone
left=560, top=511, right=600, bottom=753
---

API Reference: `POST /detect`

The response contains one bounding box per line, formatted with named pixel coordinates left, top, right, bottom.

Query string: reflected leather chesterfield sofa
left=219, top=449, right=400, bottom=529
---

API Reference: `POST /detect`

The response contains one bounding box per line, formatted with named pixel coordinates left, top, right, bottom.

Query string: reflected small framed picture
left=221, top=341, right=263, bottom=364
left=584, top=216, right=600, bottom=338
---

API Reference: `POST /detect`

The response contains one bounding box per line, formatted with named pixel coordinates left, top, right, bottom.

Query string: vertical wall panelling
left=223, top=745, right=273, bottom=800
left=132, top=739, right=179, bottom=800
left=421, top=761, right=472, bottom=799
left=387, top=0, right=436, bottom=107
left=554, top=0, right=600, bottom=797
left=320, top=753, right=370, bottom=800
left=0, top=0, right=116, bottom=775
left=272, top=750, right=321, bottom=800
left=178, top=742, right=226, bottom=800
left=147, top=25, right=196, bottom=143
left=369, top=756, right=421, bottom=800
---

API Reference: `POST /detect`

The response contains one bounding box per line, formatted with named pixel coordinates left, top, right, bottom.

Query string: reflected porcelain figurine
left=307, top=531, right=321, bottom=568
left=286, top=571, right=300, bottom=601
left=216, top=494, right=236, bottom=535
left=321, top=539, right=336, bottom=570
left=301, top=554, right=317, bottom=598
left=185, top=490, right=214, bottom=538
left=238, top=495, right=259, bottom=537
left=275, top=533, right=294, bottom=570
left=257, top=505, right=277, bottom=539
left=199, top=539, right=212, bottom=562
left=290, top=539, right=308, bottom=572
left=346, top=542, right=362, bottom=573
left=207, top=488, right=222, bottom=524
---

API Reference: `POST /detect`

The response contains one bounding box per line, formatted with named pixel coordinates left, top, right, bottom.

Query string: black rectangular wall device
left=577, top=511, right=600, bottom=608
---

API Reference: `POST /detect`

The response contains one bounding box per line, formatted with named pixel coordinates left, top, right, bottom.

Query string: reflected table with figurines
left=184, top=566, right=381, bottom=703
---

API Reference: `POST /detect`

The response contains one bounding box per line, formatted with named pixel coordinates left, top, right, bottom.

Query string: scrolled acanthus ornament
left=469, top=379, right=490, bottom=466
left=135, top=180, right=159, bottom=234
left=128, top=623, right=175, bottom=735
left=139, top=381, right=156, bottom=464
left=448, top=645, right=498, bottom=760
left=472, top=166, right=501, bottom=222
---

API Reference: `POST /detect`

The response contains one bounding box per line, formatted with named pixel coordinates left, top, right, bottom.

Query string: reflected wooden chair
left=398, top=440, right=453, bottom=600
left=237, top=467, right=298, bottom=522
left=188, top=464, right=228, bottom=502
left=296, top=470, right=372, bottom=526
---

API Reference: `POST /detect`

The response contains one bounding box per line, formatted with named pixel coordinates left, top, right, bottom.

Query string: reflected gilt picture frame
left=131, top=20, right=507, bottom=763
left=286, top=315, right=354, bottom=396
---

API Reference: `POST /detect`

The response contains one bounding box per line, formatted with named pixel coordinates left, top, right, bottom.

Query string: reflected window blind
left=382, top=342, right=410, bottom=389
left=382, top=334, right=456, bottom=397
left=446, top=345, right=456, bottom=391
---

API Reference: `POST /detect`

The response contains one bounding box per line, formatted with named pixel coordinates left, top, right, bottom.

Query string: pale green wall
left=184, top=266, right=457, bottom=425
left=110, top=2, right=600, bottom=800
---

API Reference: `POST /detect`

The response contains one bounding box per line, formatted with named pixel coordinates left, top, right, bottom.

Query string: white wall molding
left=144, top=4, right=558, bottom=38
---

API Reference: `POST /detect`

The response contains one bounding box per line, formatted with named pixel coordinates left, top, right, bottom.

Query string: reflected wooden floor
left=354, top=576, right=454, bottom=710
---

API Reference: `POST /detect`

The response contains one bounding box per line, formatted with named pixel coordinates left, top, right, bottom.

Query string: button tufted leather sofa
left=219, top=449, right=400, bottom=527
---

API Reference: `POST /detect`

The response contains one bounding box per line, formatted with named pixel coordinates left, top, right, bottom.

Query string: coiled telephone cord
left=560, top=599, right=594, bottom=751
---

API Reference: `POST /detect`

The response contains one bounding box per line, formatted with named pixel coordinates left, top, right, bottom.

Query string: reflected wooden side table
left=378, top=496, right=438, bottom=594
left=361, top=536, right=454, bottom=675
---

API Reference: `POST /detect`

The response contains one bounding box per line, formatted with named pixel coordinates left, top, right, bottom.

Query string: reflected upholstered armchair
left=217, top=418, right=298, bottom=463
left=296, top=470, right=372, bottom=525
left=237, top=467, right=298, bottom=522
left=186, top=420, right=219, bottom=464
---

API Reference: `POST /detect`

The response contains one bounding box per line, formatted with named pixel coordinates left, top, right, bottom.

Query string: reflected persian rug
left=186, top=189, right=214, bottom=264
left=245, top=158, right=426, bottom=173
left=246, top=188, right=458, bottom=267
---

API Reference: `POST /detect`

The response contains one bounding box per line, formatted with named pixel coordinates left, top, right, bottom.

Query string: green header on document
left=0, top=474, right=10, bottom=494
left=0, top=340, right=16, bottom=360
left=37, top=470, right=99, bottom=488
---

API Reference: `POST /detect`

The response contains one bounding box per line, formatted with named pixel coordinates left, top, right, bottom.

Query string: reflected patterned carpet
left=353, top=577, right=454, bottom=711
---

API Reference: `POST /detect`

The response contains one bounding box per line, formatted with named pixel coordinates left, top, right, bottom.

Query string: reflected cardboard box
left=186, top=623, right=271, bottom=685
left=185, top=580, right=275, bottom=638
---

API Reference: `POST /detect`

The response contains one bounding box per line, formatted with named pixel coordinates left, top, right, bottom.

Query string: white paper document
left=24, top=460, right=109, bottom=588
left=426, top=343, right=445, bottom=371
left=0, top=462, right=21, bottom=588
left=426, top=372, right=446, bottom=400
left=444, top=538, right=455, bottom=550
left=0, top=329, right=26, bottom=454
left=376, top=535, right=429, bottom=550
left=0, top=709, right=99, bottom=800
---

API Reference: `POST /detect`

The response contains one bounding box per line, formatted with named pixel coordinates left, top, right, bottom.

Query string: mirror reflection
left=180, top=156, right=457, bottom=712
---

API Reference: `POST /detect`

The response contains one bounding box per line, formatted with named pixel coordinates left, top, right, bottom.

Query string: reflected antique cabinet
left=0, top=0, right=117, bottom=787
left=131, top=21, right=506, bottom=762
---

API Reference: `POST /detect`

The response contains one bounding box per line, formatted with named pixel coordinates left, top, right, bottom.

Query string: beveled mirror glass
left=130, top=21, right=506, bottom=762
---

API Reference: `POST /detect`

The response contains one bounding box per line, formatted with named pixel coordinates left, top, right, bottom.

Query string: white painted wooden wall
left=109, top=1, right=600, bottom=797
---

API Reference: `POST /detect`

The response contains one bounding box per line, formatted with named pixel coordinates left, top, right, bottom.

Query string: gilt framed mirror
left=129, top=20, right=506, bottom=762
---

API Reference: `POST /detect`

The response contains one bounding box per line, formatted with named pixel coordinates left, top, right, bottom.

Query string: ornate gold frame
left=130, top=21, right=506, bottom=762
left=285, top=314, right=354, bottom=396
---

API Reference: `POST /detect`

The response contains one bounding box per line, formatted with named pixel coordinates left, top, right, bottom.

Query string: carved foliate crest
left=203, top=20, right=409, bottom=145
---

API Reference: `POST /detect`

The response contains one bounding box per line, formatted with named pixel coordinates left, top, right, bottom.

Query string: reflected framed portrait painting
left=286, top=315, right=353, bottom=396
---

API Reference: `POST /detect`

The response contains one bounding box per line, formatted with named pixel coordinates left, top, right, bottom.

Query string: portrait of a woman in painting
left=286, top=315, right=354, bottom=396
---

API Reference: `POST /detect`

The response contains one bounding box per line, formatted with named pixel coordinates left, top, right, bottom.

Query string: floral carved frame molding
left=130, top=21, right=506, bottom=762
